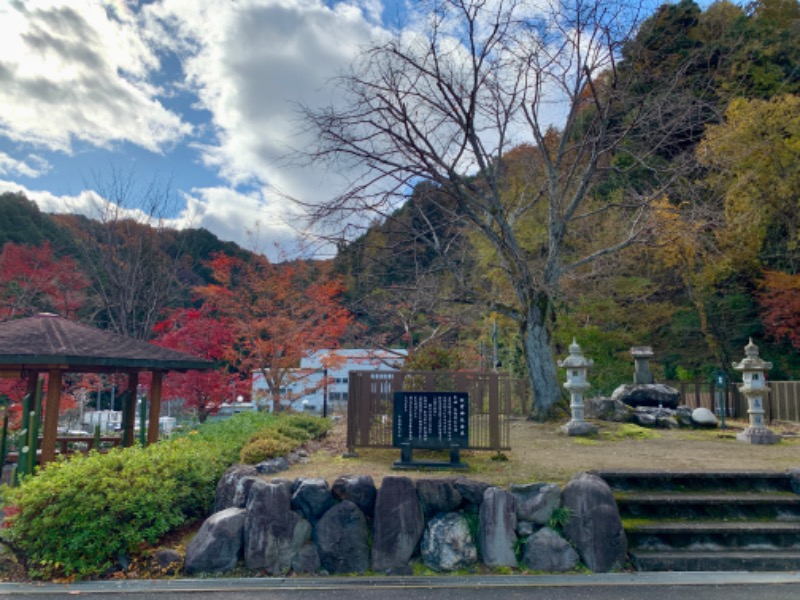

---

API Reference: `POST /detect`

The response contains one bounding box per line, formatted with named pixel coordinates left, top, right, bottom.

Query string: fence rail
left=346, top=370, right=512, bottom=454
left=673, top=380, right=800, bottom=423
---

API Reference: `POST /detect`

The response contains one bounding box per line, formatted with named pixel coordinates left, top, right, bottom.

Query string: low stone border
left=183, top=468, right=626, bottom=576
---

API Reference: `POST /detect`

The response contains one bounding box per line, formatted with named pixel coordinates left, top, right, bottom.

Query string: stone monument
left=558, top=339, right=598, bottom=436
left=610, top=346, right=680, bottom=408
left=732, top=339, right=780, bottom=445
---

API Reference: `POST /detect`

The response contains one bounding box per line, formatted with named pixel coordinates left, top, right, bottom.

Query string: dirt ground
left=289, top=417, right=800, bottom=487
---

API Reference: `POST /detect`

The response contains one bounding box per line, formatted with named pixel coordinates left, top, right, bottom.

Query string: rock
left=255, top=457, right=290, bottom=475
left=516, top=521, right=535, bottom=537
left=331, top=474, right=377, bottom=517
left=291, top=542, right=322, bottom=574
left=511, top=483, right=561, bottom=526
left=788, top=468, right=800, bottom=495
left=154, top=549, right=182, bottom=574
left=454, top=478, right=491, bottom=512
left=244, top=479, right=312, bottom=574
left=584, top=397, right=634, bottom=422
left=292, top=478, right=336, bottom=524
left=633, top=411, right=657, bottom=427
left=371, top=476, right=425, bottom=573
left=184, top=507, right=246, bottom=574
left=421, top=512, right=478, bottom=572
left=214, top=465, right=259, bottom=512
left=416, top=479, right=462, bottom=518
left=479, top=487, right=517, bottom=568
left=658, top=416, right=680, bottom=429
left=314, top=501, right=370, bottom=574
left=675, top=406, right=694, bottom=427
left=562, top=472, right=627, bottom=573
left=231, top=477, right=259, bottom=509
left=692, top=407, right=718, bottom=428
left=521, top=527, right=579, bottom=572
left=611, top=384, right=680, bottom=409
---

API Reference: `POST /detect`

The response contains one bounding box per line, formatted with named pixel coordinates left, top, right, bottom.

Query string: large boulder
left=314, top=500, right=370, bottom=574
left=371, top=476, right=425, bottom=573
left=611, top=384, right=680, bottom=409
left=454, top=478, right=491, bottom=513
left=479, top=487, right=517, bottom=568
left=521, top=527, right=579, bottom=572
left=691, top=407, right=718, bottom=428
left=292, top=478, right=336, bottom=524
left=331, top=474, right=377, bottom=517
left=214, top=465, right=260, bottom=512
left=585, top=397, right=634, bottom=422
left=184, top=507, right=246, bottom=574
left=416, top=479, right=462, bottom=518
left=291, top=542, right=322, bottom=575
left=511, top=483, right=561, bottom=526
left=561, top=473, right=627, bottom=573
left=421, top=512, right=478, bottom=572
left=244, top=479, right=311, bottom=574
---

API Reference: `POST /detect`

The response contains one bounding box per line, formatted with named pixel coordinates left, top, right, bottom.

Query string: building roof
left=0, top=313, right=213, bottom=373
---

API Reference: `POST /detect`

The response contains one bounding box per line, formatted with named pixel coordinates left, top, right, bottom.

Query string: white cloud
left=175, top=186, right=302, bottom=257
left=0, top=153, right=51, bottom=178
left=143, top=0, right=387, bottom=205
left=0, top=0, right=190, bottom=153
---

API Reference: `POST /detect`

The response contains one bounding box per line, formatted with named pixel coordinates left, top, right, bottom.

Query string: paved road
left=2, top=573, right=800, bottom=599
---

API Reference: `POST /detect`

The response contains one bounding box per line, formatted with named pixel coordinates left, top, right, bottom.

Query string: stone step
left=593, top=470, right=794, bottom=494
left=631, top=549, right=800, bottom=572
left=626, top=520, right=800, bottom=550
left=617, top=492, right=800, bottom=520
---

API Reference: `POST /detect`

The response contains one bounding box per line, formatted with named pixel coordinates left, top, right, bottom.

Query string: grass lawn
left=288, top=417, right=800, bottom=487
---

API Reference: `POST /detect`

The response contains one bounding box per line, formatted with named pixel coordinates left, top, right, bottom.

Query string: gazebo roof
left=0, top=313, right=213, bottom=373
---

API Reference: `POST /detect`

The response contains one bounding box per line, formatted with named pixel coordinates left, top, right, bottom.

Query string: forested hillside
left=331, top=0, right=800, bottom=393
left=2, top=0, right=799, bottom=418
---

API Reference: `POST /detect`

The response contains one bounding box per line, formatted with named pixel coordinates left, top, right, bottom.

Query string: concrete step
left=631, top=549, right=800, bottom=571
left=617, top=492, right=800, bottom=520
left=593, top=470, right=794, bottom=494
left=626, top=520, right=800, bottom=550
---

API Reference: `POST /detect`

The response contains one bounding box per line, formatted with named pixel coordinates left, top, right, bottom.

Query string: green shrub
left=283, top=414, right=332, bottom=438
left=239, top=435, right=297, bottom=464
left=0, top=412, right=329, bottom=580
left=0, top=411, right=278, bottom=580
left=273, top=424, right=312, bottom=443
left=1, top=438, right=223, bottom=579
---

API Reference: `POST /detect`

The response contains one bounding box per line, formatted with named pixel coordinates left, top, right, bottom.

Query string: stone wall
left=183, top=468, right=627, bottom=576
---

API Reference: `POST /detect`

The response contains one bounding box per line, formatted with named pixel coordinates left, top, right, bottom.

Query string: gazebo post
left=40, top=369, right=62, bottom=465
left=122, top=372, right=139, bottom=447
left=147, top=370, right=163, bottom=445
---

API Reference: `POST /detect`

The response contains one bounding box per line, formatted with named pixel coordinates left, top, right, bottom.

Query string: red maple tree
left=0, top=242, right=87, bottom=321
left=758, top=270, right=800, bottom=350
left=152, top=306, right=248, bottom=422
left=196, top=254, right=353, bottom=410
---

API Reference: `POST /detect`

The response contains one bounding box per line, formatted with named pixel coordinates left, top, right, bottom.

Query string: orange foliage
left=758, top=270, right=800, bottom=350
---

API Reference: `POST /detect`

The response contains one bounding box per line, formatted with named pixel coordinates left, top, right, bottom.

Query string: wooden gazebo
left=0, top=313, right=214, bottom=465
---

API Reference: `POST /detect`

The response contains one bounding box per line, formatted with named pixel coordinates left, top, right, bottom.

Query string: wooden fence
left=346, top=370, right=512, bottom=454
left=675, top=380, right=800, bottom=423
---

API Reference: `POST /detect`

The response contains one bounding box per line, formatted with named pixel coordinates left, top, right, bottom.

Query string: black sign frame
left=392, top=391, right=469, bottom=449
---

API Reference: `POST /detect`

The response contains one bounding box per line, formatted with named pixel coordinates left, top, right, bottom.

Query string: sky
left=0, top=0, right=412, bottom=259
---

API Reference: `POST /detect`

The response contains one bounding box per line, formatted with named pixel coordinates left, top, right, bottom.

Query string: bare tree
left=302, top=0, right=673, bottom=417
left=58, top=167, right=187, bottom=340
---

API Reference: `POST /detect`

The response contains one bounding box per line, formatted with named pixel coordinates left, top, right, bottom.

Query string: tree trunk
left=519, top=293, right=561, bottom=420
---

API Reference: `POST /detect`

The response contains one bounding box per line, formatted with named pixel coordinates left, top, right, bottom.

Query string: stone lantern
left=732, top=338, right=779, bottom=445
left=558, top=338, right=597, bottom=436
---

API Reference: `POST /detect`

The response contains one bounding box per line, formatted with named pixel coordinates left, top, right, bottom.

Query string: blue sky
left=0, top=0, right=411, bottom=258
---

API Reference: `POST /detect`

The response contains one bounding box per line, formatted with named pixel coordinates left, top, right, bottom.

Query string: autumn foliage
left=759, top=270, right=800, bottom=351
left=152, top=306, right=248, bottom=422
left=197, top=254, right=352, bottom=409
left=0, top=242, right=87, bottom=320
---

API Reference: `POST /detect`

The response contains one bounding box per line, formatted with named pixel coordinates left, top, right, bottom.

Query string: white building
left=252, top=349, right=406, bottom=413
left=82, top=410, right=122, bottom=434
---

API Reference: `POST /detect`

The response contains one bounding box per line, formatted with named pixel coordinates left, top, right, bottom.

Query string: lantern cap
left=558, top=338, right=593, bottom=369
left=732, top=338, right=772, bottom=372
